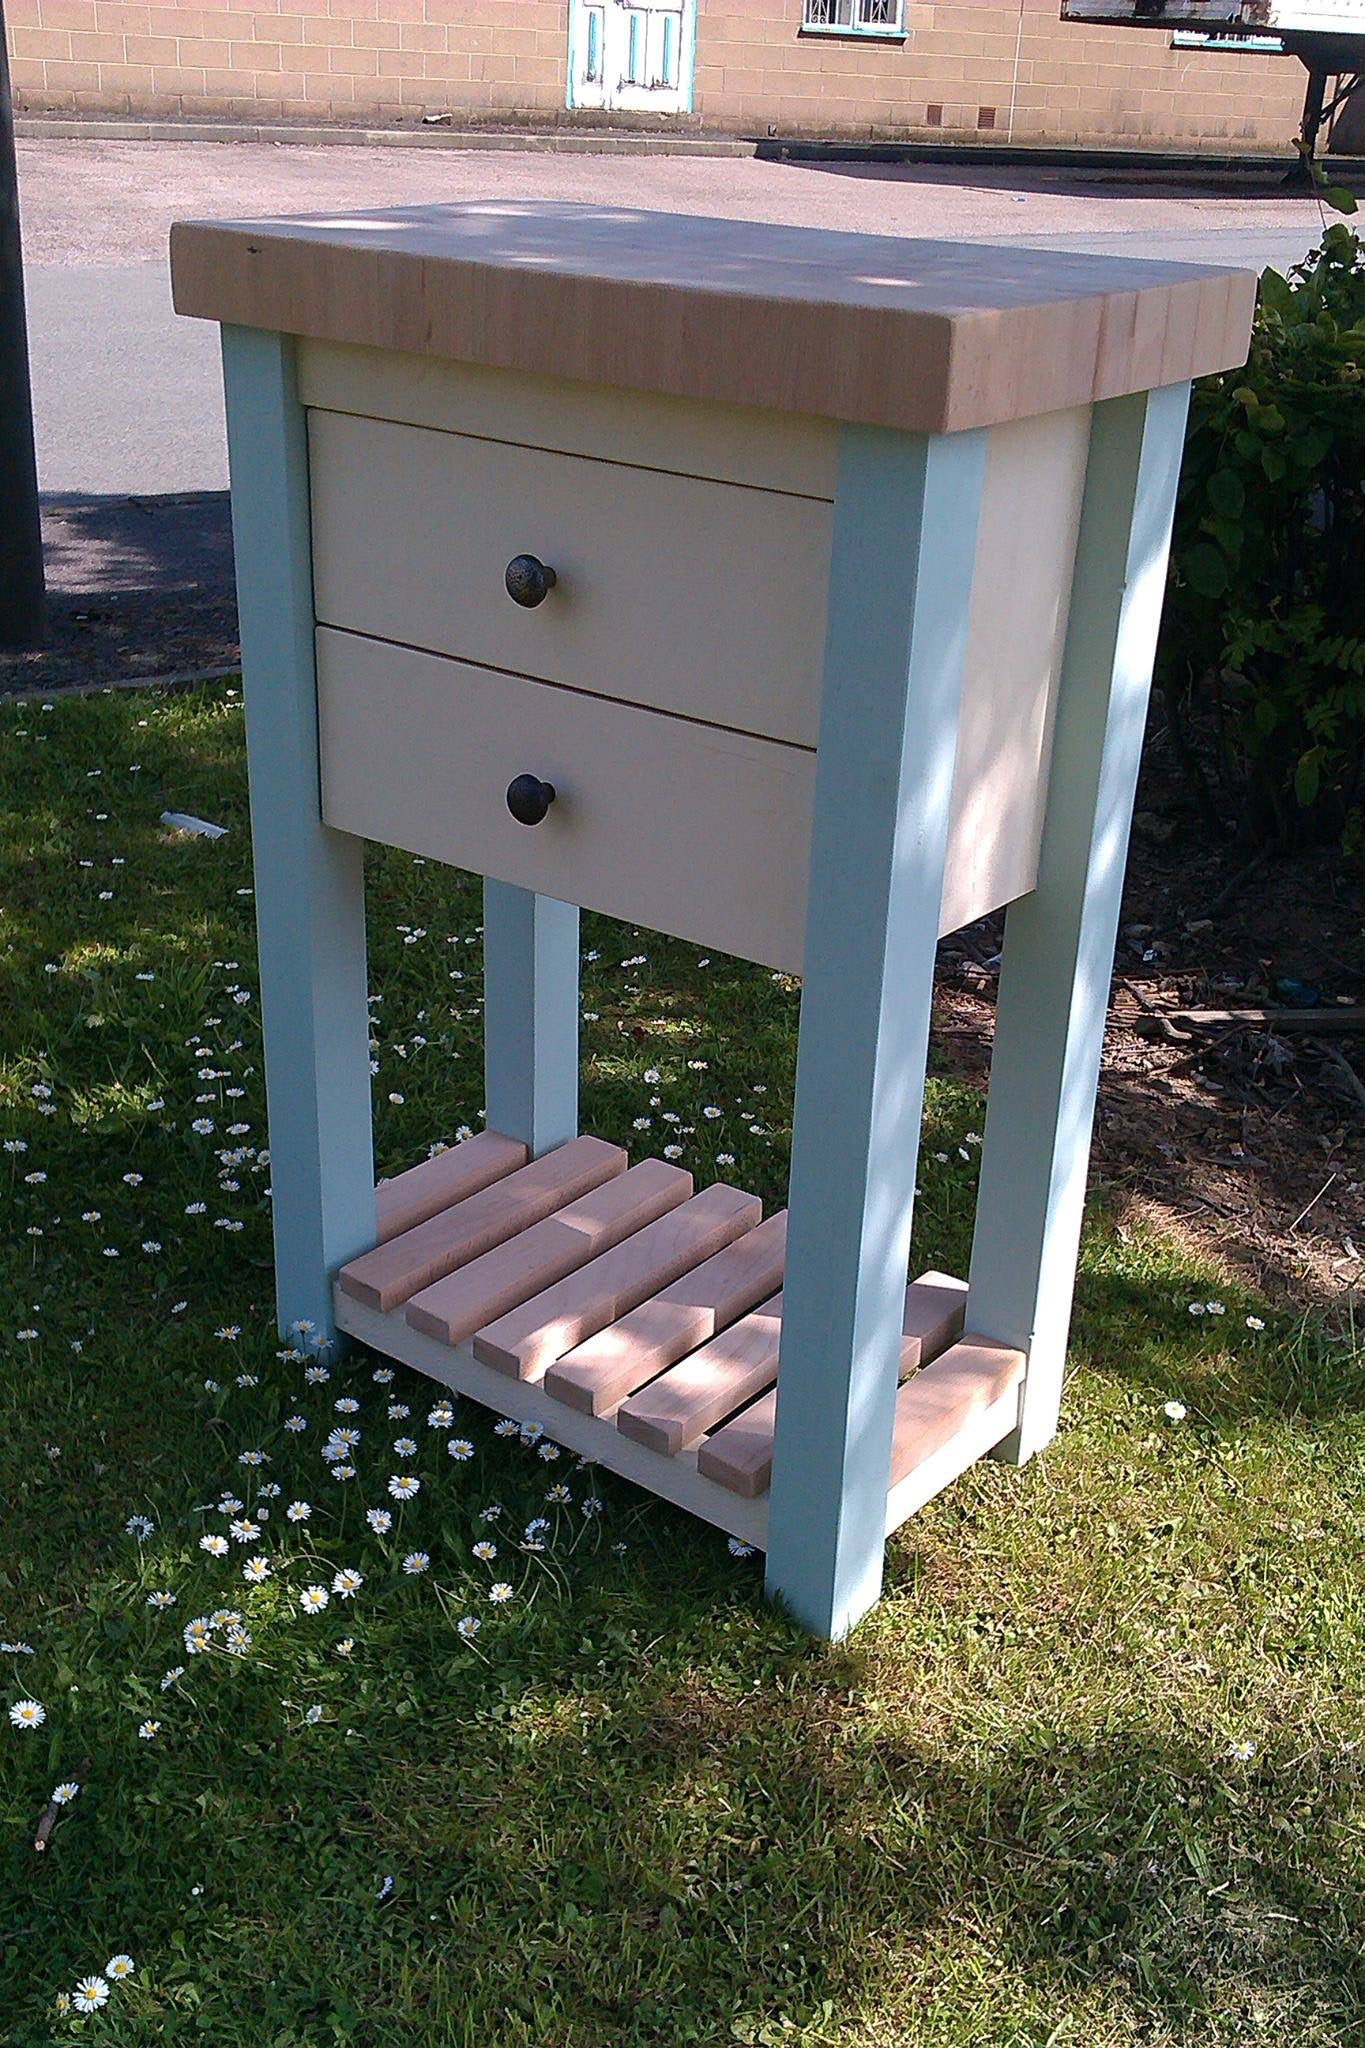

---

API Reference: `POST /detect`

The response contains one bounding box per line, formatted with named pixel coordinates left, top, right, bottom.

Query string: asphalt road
left=6, top=137, right=1340, bottom=691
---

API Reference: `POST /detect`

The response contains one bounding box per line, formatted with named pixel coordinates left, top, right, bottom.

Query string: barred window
left=802, top=0, right=905, bottom=31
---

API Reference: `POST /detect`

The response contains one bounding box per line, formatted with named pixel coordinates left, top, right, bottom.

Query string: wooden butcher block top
left=170, top=200, right=1255, bottom=436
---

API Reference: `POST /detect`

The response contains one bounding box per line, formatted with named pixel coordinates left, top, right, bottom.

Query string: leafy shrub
left=1158, top=218, right=1365, bottom=854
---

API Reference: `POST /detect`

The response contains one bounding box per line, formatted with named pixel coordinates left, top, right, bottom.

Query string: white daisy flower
left=183, top=1618, right=212, bottom=1654
left=125, top=1514, right=154, bottom=1540
left=426, top=1402, right=455, bottom=1429
left=1246, top=1314, right=1265, bottom=1331
left=303, top=1704, right=324, bottom=1725
left=1229, top=1738, right=1257, bottom=1762
left=199, top=1534, right=229, bottom=1558
left=51, top=1781, right=80, bottom=1804
left=74, top=1976, right=110, bottom=2012
left=299, top=1585, right=329, bottom=1614
left=284, top=1415, right=308, bottom=1434
left=446, top=1438, right=474, bottom=1462
left=106, top=1954, right=134, bottom=1981
left=242, top=1557, right=270, bottom=1585
left=727, top=1537, right=756, bottom=1559
left=9, top=1699, right=46, bottom=1730
left=387, top=1474, right=420, bottom=1501
left=286, top=1501, right=312, bottom=1523
left=137, top=1720, right=161, bottom=1740
left=147, top=1590, right=176, bottom=1610
left=493, top=1419, right=519, bottom=1438
left=365, top=1508, right=393, bottom=1535
left=487, top=1582, right=513, bottom=1605
left=334, top=1396, right=360, bottom=1414
left=160, top=1666, right=185, bottom=1690
left=393, top=1437, right=418, bottom=1458
left=456, top=1615, right=481, bottom=1640
left=472, top=1540, right=497, bottom=1562
left=402, top=1551, right=430, bottom=1575
left=229, top=1519, right=260, bottom=1544
left=1163, top=1400, right=1187, bottom=1423
left=332, top=1567, right=364, bottom=1599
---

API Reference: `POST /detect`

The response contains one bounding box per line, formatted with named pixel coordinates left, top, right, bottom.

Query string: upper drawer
left=307, top=409, right=833, bottom=749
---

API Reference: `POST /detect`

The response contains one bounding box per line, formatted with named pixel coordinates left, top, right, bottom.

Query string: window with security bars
left=802, top=0, right=905, bottom=30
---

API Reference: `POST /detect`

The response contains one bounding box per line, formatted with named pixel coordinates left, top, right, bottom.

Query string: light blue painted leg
left=966, top=384, right=1193, bottom=1465
left=482, top=880, right=579, bottom=1154
left=221, top=324, right=376, bottom=1347
left=764, top=422, right=989, bottom=1641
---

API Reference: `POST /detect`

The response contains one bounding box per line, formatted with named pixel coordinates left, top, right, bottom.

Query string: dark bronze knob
left=504, top=554, right=557, bottom=608
left=506, top=774, right=556, bottom=827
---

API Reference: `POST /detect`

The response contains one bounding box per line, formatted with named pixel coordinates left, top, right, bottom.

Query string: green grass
left=1, top=680, right=1362, bottom=2047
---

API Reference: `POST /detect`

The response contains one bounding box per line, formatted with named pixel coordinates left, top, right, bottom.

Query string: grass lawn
left=1, top=680, right=1362, bottom=2047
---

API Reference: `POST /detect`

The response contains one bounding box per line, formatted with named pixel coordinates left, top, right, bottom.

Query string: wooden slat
left=472, top=1183, right=762, bottom=1382
left=544, top=1210, right=789, bottom=1417
left=697, top=1271, right=968, bottom=1499
left=404, top=1157, right=691, bottom=1348
left=374, top=1130, right=528, bottom=1244
left=616, top=1290, right=785, bottom=1457
left=337, top=1134, right=625, bottom=1313
left=888, top=1336, right=1025, bottom=1489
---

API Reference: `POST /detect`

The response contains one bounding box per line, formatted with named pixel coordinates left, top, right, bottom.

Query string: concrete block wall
left=7, top=0, right=1306, bottom=148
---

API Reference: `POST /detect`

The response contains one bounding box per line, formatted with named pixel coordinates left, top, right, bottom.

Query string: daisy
left=284, top=1415, right=308, bottom=1434
left=210, top=1610, right=240, bottom=1630
left=727, top=1538, right=756, bottom=1559
left=332, top=1567, right=364, bottom=1599
left=74, top=1976, right=110, bottom=2012
left=493, top=1419, right=519, bottom=1439
left=327, top=1427, right=361, bottom=1449
left=237, top=1449, right=267, bottom=1467
left=304, top=1704, right=324, bottom=1725
left=160, top=1666, right=185, bottom=1690
left=137, top=1720, right=161, bottom=1740
left=286, top=1501, right=312, bottom=1523
left=55, top=1993, right=71, bottom=2016
left=330, top=1464, right=357, bottom=1483
left=304, top=1364, right=330, bottom=1385
left=242, top=1557, right=270, bottom=1585
left=106, top=1955, right=135, bottom=1981
left=299, top=1585, right=329, bottom=1614
left=393, top=1437, right=418, bottom=1458
left=9, top=1699, right=46, bottom=1730
left=334, top=1397, right=360, bottom=1414
left=51, top=1781, right=80, bottom=1804
left=456, top=1615, right=481, bottom=1640
left=372, top=1367, right=395, bottom=1384
left=229, top=1519, right=260, bottom=1544
left=472, top=1540, right=497, bottom=1562
left=387, top=1474, right=420, bottom=1501
left=1246, top=1314, right=1265, bottom=1331
left=1163, top=1400, right=1187, bottom=1423
left=365, top=1507, right=393, bottom=1535
left=1229, top=1738, right=1257, bottom=1762
left=402, top=1551, right=430, bottom=1575
left=426, top=1402, right=455, bottom=1429
left=488, top=1582, right=513, bottom=1605
left=446, top=1439, right=474, bottom=1462
left=125, top=1514, right=154, bottom=1539
left=183, top=1618, right=212, bottom=1654
left=388, top=1403, right=412, bottom=1422
left=335, top=1637, right=355, bottom=1657
left=147, top=1590, right=176, bottom=1610
left=200, top=1534, right=229, bottom=1557
left=545, top=1484, right=571, bottom=1505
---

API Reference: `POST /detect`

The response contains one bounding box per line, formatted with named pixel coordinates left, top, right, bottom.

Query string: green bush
left=1158, top=218, right=1365, bottom=855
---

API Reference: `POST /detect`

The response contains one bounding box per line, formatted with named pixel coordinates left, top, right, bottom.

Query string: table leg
left=482, top=880, right=579, bottom=1155
left=966, top=384, right=1193, bottom=1464
left=764, top=423, right=988, bottom=1640
left=221, top=324, right=376, bottom=1347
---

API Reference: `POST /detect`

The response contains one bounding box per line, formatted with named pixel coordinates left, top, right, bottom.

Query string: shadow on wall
left=0, top=492, right=238, bottom=696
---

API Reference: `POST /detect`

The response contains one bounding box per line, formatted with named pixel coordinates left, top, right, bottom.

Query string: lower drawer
left=315, top=628, right=817, bottom=971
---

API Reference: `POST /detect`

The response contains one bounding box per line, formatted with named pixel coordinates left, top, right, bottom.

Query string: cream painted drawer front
left=308, top=409, right=833, bottom=749
left=316, top=627, right=817, bottom=972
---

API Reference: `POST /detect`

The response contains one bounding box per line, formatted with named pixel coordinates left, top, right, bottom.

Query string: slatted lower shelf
left=344, top=1131, right=1026, bottom=1549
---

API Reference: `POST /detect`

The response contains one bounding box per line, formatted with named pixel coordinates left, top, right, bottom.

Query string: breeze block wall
left=8, top=0, right=1305, bottom=149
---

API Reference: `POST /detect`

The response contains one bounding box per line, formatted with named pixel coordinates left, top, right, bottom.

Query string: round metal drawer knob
left=506, top=774, right=556, bottom=827
left=504, top=554, right=557, bottom=608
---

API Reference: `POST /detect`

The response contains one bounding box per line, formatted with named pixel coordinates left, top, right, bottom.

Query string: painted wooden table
left=171, top=202, right=1254, bottom=1637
